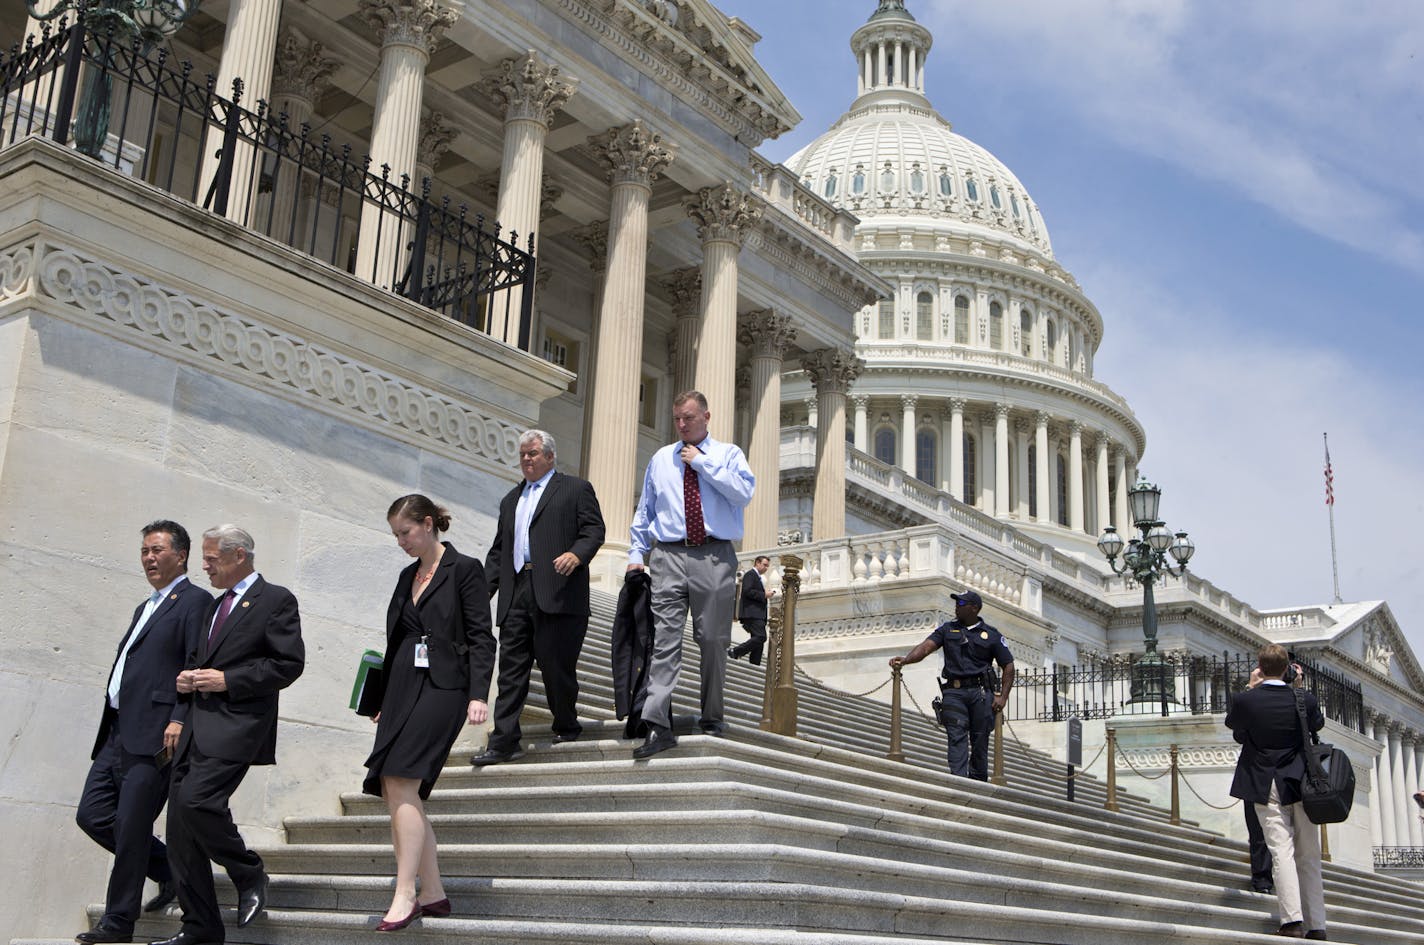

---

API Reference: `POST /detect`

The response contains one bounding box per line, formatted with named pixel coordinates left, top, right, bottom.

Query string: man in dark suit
left=150, top=525, right=304, bottom=945
left=75, top=521, right=211, bottom=944
left=1225, top=644, right=1326, bottom=940
left=473, top=430, right=605, bottom=765
left=728, top=555, right=774, bottom=666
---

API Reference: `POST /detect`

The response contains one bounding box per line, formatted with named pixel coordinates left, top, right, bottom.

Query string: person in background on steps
left=1226, top=644, right=1325, bottom=940
left=627, top=390, right=755, bottom=759
left=728, top=555, right=774, bottom=666
left=362, top=496, right=496, bottom=931
left=472, top=430, right=605, bottom=767
left=888, top=590, right=1014, bottom=781
left=75, top=521, right=210, bottom=945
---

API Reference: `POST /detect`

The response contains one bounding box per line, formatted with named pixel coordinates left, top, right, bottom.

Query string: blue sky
left=716, top=0, right=1424, bottom=662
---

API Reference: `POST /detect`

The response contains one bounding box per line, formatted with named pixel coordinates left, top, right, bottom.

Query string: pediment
left=1325, top=603, right=1424, bottom=691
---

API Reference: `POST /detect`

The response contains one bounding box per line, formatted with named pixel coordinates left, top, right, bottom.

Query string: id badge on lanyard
left=414, top=635, right=430, bottom=669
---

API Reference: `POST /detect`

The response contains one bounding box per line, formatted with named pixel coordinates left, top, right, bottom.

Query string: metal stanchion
left=887, top=666, right=905, bottom=763
left=1169, top=743, right=1180, bottom=826
left=991, top=710, right=1006, bottom=785
left=1320, top=824, right=1331, bottom=863
left=759, top=606, right=781, bottom=731
left=1105, top=727, right=1119, bottom=812
left=768, top=554, right=801, bottom=737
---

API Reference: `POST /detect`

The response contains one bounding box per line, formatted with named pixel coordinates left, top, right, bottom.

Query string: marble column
left=1114, top=449, right=1130, bottom=530
left=687, top=184, right=763, bottom=441
left=949, top=399, right=965, bottom=501
left=1015, top=419, right=1031, bottom=519
left=851, top=394, right=869, bottom=453
left=480, top=50, right=577, bottom=343
left=994, top=403, right=1010, bottom=517
left=202, top=0, right=284, bottom=223
left=1367, top=719, right=1383, bottom=849
left=414, top=110, right=457, bottom=194
left=900, top=395, right=918, bottom=474
left=1377, top=718, right=1398, bottom=848
left=1390, top=726, right=1411, bottom=846
left=1405, top=737, right=1422, bottom=846
left=740, top=310, right=797, bottom=550
left=1069, top=421, right=1085, bottom=532
left=805, top=396, right=818, bottom=429
left=24, top=0, right=61, bottom=42
left=1034, top=411, right=1050, bottom=523
left=354, top=0, right=457, bottom=289
left=979, top=412, right=995, bottom=512
left=1095, top=435, right=1111, bottom=536
left=267, top=30, right=338, bottom=245
left=804, top=349, right=863, bottom=541
left=664, top=267, right=702, bottom=398
left=583, top=121, right=674, bottom=575
left=570, top=221, right=609, bottom=476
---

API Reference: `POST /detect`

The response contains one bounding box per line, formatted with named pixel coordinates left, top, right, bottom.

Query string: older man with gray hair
left=473, top=430, right=605, bottom=765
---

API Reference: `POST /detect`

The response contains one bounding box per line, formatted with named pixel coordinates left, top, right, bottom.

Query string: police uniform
left=929, top=617, right=1013, bottom=780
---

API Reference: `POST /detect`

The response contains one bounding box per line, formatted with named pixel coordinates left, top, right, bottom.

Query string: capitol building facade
left=1, top=0, right=1422, bottom=938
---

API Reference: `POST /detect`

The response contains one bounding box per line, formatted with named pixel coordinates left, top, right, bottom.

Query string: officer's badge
left=980, top=631, right=989, bottom=639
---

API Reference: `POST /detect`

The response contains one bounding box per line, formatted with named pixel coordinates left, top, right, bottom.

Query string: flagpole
left=1324, top=432, right=1342, bottom=603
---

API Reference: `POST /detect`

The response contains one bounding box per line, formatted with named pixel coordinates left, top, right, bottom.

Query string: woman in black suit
left=363, top=494, right=495, bottom=931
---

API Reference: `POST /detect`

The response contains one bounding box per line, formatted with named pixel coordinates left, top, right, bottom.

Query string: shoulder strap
left=1292, top=688, right=1326, bottom=779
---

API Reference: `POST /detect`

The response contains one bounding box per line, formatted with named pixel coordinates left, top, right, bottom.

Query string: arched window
left=824, top=171, right=838, bottom=199
left=965, top=177, right=979, bottom=202
left=1027, top=444, right=1038, bottom=518
left=938, top=169, right=953, bottom=197
left=989, top=300, right=1003, bottom=349
left=954, top=295, right=970, bottom=344
left=1056, top=453, right=1069, bottom=526
left=962, top=433, right=977, bottom=503
left=916, top=429, right=937, bottom=484
left=909, top=164, right=925, bottom=194
left=1045, top=319, right=1057, bottom=363
left=1068, top=331, right=1078, bottom=371
left=852, top=166, right=866, bottom=194
left=879, top=163, right=896, bottom=192
left=1020, top=309, right=1032, bottom=356
left=990, top=185, right=1002, bottom=209
left=1010, top=193, right=1021, bottom=218
left=916, top=291, right=933, bottom=340
left=874, top=428, right=896, bottom=466
left=878, top=299, right=895, bottom=339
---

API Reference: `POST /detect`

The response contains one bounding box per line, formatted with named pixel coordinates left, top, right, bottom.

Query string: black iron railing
left=1, top=16, right=536, bottom=349
left=1007, top=650, right=1365, bottom=732
left=1374, top=847, right=1424, bottom=869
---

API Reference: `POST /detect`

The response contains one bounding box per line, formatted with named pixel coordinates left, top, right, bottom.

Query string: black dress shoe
left=236, top=873, right=267, bottom=927
left=76, top=923, right=132, bottom=944
left=148, top=933, right=220, bottom=945
left=470, top=747, right=525, bottom=766
left=1304, top=932, right=1327, bottom=941
left=551, top=732, right=580, bottom=745
left=632, top=728, right=678, bottom=759
left=1276, top=921, right=1305, bottom=938
left=699, top=724, right=726, bottom=737
left=1252, top=883, right=1275, bottom=895
left=144, top=879, right=177, bottom=913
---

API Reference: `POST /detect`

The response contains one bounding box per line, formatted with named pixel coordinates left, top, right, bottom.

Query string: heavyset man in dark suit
left=728, top=555, right=773, bottom=666
left=1226, top=644, right=1326, bottom=940
left=151, top=525, right=305, bottom=945
left=75, top=521, right=211, bottom=945
left=472, top=430, right=605, bottom=765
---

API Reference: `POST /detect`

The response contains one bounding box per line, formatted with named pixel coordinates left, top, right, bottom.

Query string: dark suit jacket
left=92, top=577, right=211, bottom=759
left=1226, top=682, right=1324, bottom=805
left=486, top=470, right=605, bottom=623
left=739, top=568, right=768, bottom=623
left=383, top=543, right=496, bottom=700
left=180, top=575, right=305, bottom=766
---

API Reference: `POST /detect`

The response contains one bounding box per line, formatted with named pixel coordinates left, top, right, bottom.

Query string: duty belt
left=941, top=675, right=985, bottom=690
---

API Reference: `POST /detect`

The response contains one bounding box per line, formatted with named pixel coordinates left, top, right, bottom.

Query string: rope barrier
left=1001, top=715, right=1106, bottom=779
left=1113, top=743, right=1171, bottom=781
left=1177, top=765, right=1243, bottom=811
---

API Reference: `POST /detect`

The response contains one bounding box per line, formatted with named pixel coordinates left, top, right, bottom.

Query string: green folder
left=350, top=649, right=385, bottom=717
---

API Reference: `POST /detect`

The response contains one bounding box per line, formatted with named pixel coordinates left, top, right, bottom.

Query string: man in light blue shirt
left=627, top=390, right=754, bottom=758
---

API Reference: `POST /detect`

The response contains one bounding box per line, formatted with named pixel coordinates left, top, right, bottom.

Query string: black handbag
left=1293, top=688, right=1355, bottom=824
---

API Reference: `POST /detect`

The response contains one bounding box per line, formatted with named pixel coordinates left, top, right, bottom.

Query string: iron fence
left=1, top=15, right=536, bottom=348
left=1374, top=847, right=1424, bottom=869
left=1007, top=650, right=1365, bottom=732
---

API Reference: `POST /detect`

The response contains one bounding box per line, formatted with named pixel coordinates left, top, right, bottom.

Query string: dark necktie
left=683, top=458, right=706, bottom=545
left=208, top=589, right=236, bottom=646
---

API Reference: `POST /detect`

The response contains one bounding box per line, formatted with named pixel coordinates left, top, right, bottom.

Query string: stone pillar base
left=590, top=541, right=633, bottom=593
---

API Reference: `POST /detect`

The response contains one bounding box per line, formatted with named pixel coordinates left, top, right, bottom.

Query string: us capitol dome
left=781, top=0, right=1146, bottom=554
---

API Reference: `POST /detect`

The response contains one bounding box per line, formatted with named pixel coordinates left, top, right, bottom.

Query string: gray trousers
left=641, top=540, right=736, bottom=731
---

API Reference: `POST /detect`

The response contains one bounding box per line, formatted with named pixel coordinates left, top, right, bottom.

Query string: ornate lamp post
left=26, top=1, right=199, bottom=157
left=1096, top=476, right=1196, bottom=705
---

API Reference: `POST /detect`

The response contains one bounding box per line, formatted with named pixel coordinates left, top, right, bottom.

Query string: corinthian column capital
left=801, top=348, right=864, bottom=394
left=687, top=183, right=764, bottom=246
left=591, top=120, right=675, bottom=187
left=481, top=50, right=579, bottom=126
left=359, top=0, right=459, bottom=55
left=662, top=267, right=702, bottom=317
left=272, top=29, right=338, bottom=104
left=738, top=309, right=797, bottom=359
left=418, top=109, right=458, bottom=170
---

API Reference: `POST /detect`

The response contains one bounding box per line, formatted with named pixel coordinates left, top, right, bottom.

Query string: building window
left=542, top=329, right=582, bottom=395
left=878, top=299, right=895, bottom=339
left=916, top=291, right=933, bottom=340
left=874, top=428, right=896, bottom=466
left=938, top=168, right=953, bottom=196
left=965, top=177, right=979, bottom=202
left=639, top=375, right=659, bottom=429
left=989, top=300, right=1003, bottom=349
left=1046, top=319, right=1057, bottom=363
left=954, top=295, right=970, bottom=344
left=916, top=429, right=937, bottom=484
left=1011, top=193, right=1021, bottom=218
left=1108, top=469, right=1118, bottom=525
left=879, top=163, right=896, bottom=193
left=909, top=164, right=925, bottom=194
left=990, top=185, right=1002, bottom=209
left=1056, top=453, right=1069, bottom=526
left=1068, top=331, right=1078, bottom=371
left=1020, top=309, right=1032, bottom=356
left=852, top=166, right=866, bottom=194
left=824, top=171, right=838, bottom=198
left=963, top=432, right=977, bottom=503
left=1027, top=443, right=1038, bottom=518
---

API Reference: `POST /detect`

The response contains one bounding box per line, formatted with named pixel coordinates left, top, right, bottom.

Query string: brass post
left=759, top=605, right=781, bottom=731
left=887, top=665, right=905, bottom=763
left=769, top=553, right=801, bottom=737
left=1320, top=824, right=1331, bottom=863
left=1169, top=743, right=1180, bottom=826
left=1105, top=727, right=1119, bottom=812
left=990, top=709, right=1006, bottom=785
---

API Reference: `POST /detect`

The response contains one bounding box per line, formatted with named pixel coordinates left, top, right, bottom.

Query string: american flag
left=1324, top=437, right=1334, bottom=507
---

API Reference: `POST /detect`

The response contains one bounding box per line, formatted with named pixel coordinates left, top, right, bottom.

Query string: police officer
left=889, top=590, right=1015, bottom=780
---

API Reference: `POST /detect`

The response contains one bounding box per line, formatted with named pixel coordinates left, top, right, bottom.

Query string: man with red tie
left=150, top=526, right=304, bottom=945
left=627, top=391, right=755, bottom=759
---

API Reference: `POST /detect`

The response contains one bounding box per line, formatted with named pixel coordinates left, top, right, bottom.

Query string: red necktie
left=208, top=590, right=236, bottom=646
left=683, top=458, right=706, bottom=545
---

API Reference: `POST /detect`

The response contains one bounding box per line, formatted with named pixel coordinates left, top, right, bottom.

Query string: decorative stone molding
left=568, top=221, right=609, bottom=273
left=661, top=267, right=701, bottom=316
left=271, top=29, right=338, bottom=104
left=799, top=609, right=944, bottom=641
left=801, top=347, right=864, bottom=394
left=738, top=309, right=797, bottom=359
left=21, top=241, right=522, bottom=467
left=1365, top=616, right=1394, bottom=673
left=590, top=120, right=675, bottom=187
left=734, top=362, right=751, bottom=393
left=480, top=50, right=579, bottom=127
left=540, top=174, right=564, bottom=216
left=358, top=0, right=458, bottom=56
left=686, top=183, right=763, bottom=246
left=417, top=109, right=457, bottom=172
left=0, top=243, right=34, bottom=300
left=1120, top=745, right=1244, bottom=769
left=995, top=402, right=1010, bottom=420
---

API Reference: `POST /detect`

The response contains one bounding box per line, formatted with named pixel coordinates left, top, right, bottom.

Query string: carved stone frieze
left=479, top=50, right=579, bottom=127
left=590, top=120, right=675, bottom=187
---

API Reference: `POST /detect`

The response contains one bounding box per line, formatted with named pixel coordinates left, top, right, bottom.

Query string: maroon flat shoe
left=419, top=898, right=451, bottom=918
left=375, top=903, right=421, bottom=932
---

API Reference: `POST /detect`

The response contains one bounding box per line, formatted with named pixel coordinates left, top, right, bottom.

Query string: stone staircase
left=36, top=591, right=1424, bottom=945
